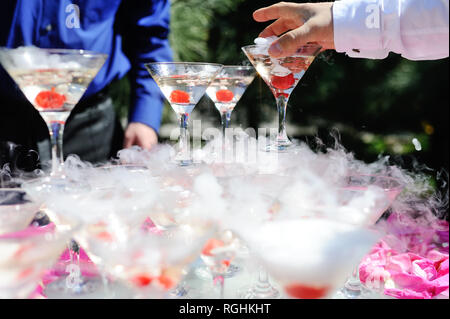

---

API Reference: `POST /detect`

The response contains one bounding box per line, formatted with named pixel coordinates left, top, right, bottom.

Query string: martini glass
left=199, top=230, right=242, bottom=299
left=145, top=62, right=223, bottom=166
left=87, top=220, right=215, bottom=298
left=242, top=43, right=321, bottom=152
left=219, top=173, right=291, bottom=299
left=237, top=217, right=379, bottom=299
left=0, top=47, right=107, bottom=177
left=206, top=66, right=256, bottom=144
left=335, top=174, right=404, bottom=299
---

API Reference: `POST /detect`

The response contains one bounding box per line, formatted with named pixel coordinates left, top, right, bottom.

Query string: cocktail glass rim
left=145, top=61, right=223, bottom=68
left=218, top=65, right=255, bottom=70
left=0, top=47, right=108, bottom=59
left=241, top=42, right=322, bottom=56
left=343, top=173, right=405, bottom=193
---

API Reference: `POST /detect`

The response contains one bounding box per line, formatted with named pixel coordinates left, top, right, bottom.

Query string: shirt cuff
left=129, top=95, right=164, bottom=134
left=333, top=0, right=389, bottom=59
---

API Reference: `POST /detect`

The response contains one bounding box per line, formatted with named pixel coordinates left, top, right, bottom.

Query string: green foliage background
left=112, top=0, right=449, bottom=173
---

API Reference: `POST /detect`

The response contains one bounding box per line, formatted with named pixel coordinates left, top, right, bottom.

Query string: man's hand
left=254, top=2, right=335, bottom=58
left=123, top=122, right=158, bottom=150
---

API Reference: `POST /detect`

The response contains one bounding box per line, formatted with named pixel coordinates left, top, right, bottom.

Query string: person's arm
left=254, top=0, right=449, bottom=61
left=333, top=0, right=449, bottom=60
left=119, top=0, right=173, bottom=149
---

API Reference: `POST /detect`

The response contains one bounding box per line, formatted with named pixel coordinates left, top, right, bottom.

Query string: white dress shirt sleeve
left=333, top=0, right=449, bottom=60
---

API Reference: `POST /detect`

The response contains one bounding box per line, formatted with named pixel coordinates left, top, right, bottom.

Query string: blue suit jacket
left=0, top=0, right=173, bottom=132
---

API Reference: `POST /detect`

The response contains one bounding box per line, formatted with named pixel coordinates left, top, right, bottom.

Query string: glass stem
left=214, top=275, right=225, bottom=299
left=221, top=111, right=232, bottom=151
left=179, top=113, right=190, bottom=163
left=69, top=239, right=80, bottom=268
left=68, top=242, right=75, bottom=265
left=48, top=121, right=65, bottom=176
left=276, top=95, right=289, bottom=143
left=66, top=239, right=82, bottom=292
left=221, top=111, right=232, bottom=138
left=100, top=267, right=111, bottom=298
left=256, top=267, right=272, bottom=290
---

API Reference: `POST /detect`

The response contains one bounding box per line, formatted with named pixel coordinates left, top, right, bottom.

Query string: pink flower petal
left=386, top=254, right=413, bottom=273
left=385, top=288, right=432, bottom=299
left=391, top=272, right=436, bottom=293
left=412, top=259, right=438, bottom=280
left=437, top=258, right=449, bottom=276
left=431, top=273, right=449, bottom=296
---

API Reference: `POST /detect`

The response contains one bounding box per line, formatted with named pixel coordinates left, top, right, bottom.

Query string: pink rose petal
left=385, top=288, right=433, bottom=299
left=430, top=273, right=449, bottom=296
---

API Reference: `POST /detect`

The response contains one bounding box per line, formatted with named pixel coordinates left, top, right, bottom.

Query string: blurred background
left=110, top=0, right=448, bottom=176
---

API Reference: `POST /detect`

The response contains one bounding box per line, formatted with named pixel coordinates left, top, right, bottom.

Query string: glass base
left=43, top=276, right=104, bottom=299
left=195, top=264, right=241, bottom=280
left=334, top=283, right=386, bottom=299
left=172, top=151, right=194, bottom=167
left=44, top=276, right=135, bottom=299
left=176, top=159, right=194, bottom=166
left=264, top=138, right=294, bottom=153
left=237, top=283, right=282, bottom=299
left=168, top=282, right=190, bottom=298
left=332, top=287, right=388, bottom=299
left=335, top=286, right=365, bottom=299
